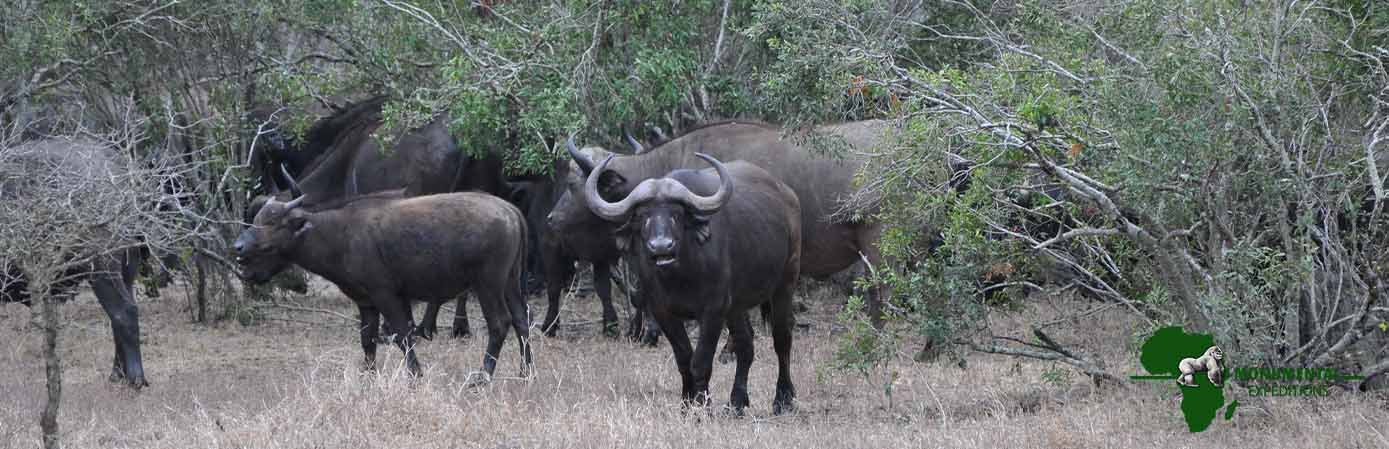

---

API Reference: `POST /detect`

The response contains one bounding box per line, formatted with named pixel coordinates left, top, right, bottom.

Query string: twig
left=1033, top=227, right=1121, bottom=250
left=965, top=338, right=1127, bottom=387
left=256, top=303, right=357, bottom=323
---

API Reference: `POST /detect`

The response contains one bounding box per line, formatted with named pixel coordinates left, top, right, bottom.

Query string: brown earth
left=0, top=276, right=1385, bottom=449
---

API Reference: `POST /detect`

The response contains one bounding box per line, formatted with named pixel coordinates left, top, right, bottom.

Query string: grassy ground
left=0, top=276, right=1386, bottom=449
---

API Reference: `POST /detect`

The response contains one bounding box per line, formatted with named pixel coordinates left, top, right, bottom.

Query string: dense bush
left=791, top=0, right=1388, bottom=383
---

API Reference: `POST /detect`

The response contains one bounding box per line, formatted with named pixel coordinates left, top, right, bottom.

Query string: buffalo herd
left=4, top=97, right=907, bottom=414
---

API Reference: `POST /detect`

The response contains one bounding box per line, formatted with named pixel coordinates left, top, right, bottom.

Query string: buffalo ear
left=612, top=220, right=633, bottom=252
left=246, top=196, right=271, bottom=223
left=288, top=211, right=314, bottom=238
left=690, top=214, right=712, bottom=245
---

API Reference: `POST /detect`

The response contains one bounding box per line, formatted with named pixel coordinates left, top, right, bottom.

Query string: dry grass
left=0, top=278, right=1386, bottom=449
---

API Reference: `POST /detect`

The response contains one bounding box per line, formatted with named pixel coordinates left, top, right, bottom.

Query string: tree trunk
left=195, top=252, right=208, bottom=323
left=38, top=283, right=62, bottom=449
left=1297, top=289, right=1315, bottom=353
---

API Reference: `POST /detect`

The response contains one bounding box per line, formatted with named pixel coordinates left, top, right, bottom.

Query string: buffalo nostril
left=648, top=237, right=675, bottom=254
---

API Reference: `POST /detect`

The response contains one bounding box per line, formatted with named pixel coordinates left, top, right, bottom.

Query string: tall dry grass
left=0, top=278, right=1385, bottom=449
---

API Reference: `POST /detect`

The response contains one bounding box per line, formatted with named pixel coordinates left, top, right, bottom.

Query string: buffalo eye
left=687, top=213, right=712, bottom=244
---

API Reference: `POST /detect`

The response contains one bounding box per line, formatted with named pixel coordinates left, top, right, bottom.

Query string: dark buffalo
left=512, top=133, right=653, bottom=339
left=584, top=154, right=801, bottom=414
left=244, top=104, right=327, bottom=198
left=511, top=165, right=623, bottom=338
left=268, top=97, right=506, bottom=202
left=1, top=138, right=150, bottom=389
left=234, top=190, right=532, bottom=378
left=556, top=120, right=896, bottom=328
left=246, top=96, right=511, bottom=339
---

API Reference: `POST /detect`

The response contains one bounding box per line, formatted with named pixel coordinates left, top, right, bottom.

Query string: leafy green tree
left=761, top=0, right=1387, bottom=385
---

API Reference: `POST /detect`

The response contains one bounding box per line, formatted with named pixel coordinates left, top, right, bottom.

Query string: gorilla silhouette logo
left=1177, top=346, right=1224, bottom=388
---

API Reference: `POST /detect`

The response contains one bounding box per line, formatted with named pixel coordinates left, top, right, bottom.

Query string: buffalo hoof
left=450, top=327, right=471, bottom=339
left=108, top=370, right=149, bottom=390
left=716, top=346, right=736, bottom=365
left=542, top=325, right=559, bottom=338
left=772, top=399, right=795, bottom=416
left=417, top=326, right=437, bottom=341
left=682, top=391, right=713, bottom=414
left=639, top=330, right=661, bottom=347
left=727, top=391, right=750, bottom=417
left=603, top=322, right=621, bottom=339
left=624, top=324, right=644, bottom=343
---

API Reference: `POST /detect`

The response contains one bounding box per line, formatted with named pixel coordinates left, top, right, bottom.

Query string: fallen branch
left=961, top=328, right=1127, bottom=388
left=254, top=302, right=356, bottom=324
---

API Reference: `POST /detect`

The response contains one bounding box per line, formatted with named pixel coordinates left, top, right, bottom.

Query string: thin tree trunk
left=195, top=252, right=208, bottom=323
left=39, top=285, right=62, bottom=449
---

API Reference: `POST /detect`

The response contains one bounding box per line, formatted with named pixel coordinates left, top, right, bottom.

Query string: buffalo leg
left=726, top=310, right=754, bottom=415
left=770, top=285, right=797, bottom=414
left=451, top=293, right=472, bottom=338
left=91, top=258, right=146, bottom=389
left=859, top=226, right=892, bottom=329
left=418, top=301, right=441, bottom=340
left=625, top=283, right=662, bottom=346
left=358, top=304, right=380, bottom=370
left=718, top=314, right=756, bottom=365
left=504, top=281, right=534, bottom=377
left=641, top=307, right=662, bottom=345
left=654, top=311, right=696, bottom=401
left=377, top=297, right=422, bottom=376
left=474, top=285, right=513, bottom=377
left=688, top=309, right=726, bottom=408
left=626, top=302, right=644, bottom=342
left=541, top=255, right=574, bottom=337
left=622, top=260, right=643, bottom=341
left=722, top=302, right=769, bottom=362
left=592, top=262, right=619, bottom=338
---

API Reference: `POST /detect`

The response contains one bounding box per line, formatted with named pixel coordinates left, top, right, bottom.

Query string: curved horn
left=680, top=153, right=734, bottom=215
left=279, top=163, right=303, bottom=198
left=565, top=134, right=596, bottom=174
left=283, top=195, right=305, bottom=210
left=584, top=155, right=653, bottom=221
left=625, top=130, right=646, bottom=154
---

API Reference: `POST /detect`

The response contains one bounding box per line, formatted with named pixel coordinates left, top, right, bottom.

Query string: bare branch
left=1033, top=227, right=1122, bottom=250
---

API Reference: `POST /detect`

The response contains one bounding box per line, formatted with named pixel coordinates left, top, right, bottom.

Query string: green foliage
left=834, top=295, right=899, bottom=376
left=1041, top=364, right=1071, bottom=387
left=798, top=0, right=1389, bottom=374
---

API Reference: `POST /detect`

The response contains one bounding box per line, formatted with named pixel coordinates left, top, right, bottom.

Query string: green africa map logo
left=1129, top=326, right=1364, bottom=433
